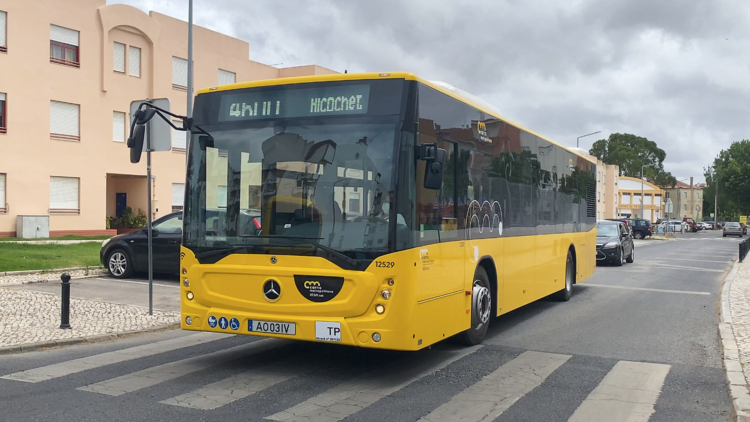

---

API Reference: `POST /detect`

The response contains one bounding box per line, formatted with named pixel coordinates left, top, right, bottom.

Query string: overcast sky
left=112, top=0, right=750, bottom=183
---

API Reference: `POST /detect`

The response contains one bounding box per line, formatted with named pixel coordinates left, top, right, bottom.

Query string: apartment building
left=0, top=0, right=335, bottom=237
left=594, top=158, right=619, bottom=220
left=663, top=178, right=704, bottom=221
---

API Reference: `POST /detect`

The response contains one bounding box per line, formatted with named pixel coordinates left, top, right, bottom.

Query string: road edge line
left=0, top=322, right=180, bottom=356
left=719, top=259, right=750, bottom=422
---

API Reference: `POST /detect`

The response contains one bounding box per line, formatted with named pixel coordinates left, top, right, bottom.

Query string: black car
left=596, top=220, right=635, bottom=266
left=607, top=218, right=652, bottom=239
left=101, top=209, right=261, bottom=278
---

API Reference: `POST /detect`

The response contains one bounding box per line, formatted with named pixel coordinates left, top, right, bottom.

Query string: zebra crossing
left=0, top=333, right=681, bottom=422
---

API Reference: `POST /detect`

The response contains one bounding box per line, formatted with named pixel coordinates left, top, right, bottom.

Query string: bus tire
left=457, top=266, right=492, bottom=346
left=553, top=250, right=574, bottom=302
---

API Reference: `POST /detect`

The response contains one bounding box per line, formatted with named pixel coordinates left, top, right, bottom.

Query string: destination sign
left=218, top=84, right=371, bottom=122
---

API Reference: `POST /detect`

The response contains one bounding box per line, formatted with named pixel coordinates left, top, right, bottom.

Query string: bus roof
left=196, top=72, right=596, bottom=164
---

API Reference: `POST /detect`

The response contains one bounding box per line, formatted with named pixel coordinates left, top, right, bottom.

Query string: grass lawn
left=0, top=235, right=112, bottom=242
left=0, top=242, right=102, bottom=272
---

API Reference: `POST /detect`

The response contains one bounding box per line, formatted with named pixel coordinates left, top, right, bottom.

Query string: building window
left=683, top=204, right=687, bottom=211
left=172, top=183, right=184, bottom=212
left=171, top=119, right=186, bottom=150
left=696, top=192, right=700, bottom=199
left=50, top=176, right=79, bottom=213
left=113, top=42, right=125, bottom=72
left=665, top=192, right=670, bottom=198
left=0, top=173, right=6, bottom=212
left=172, top=57, right=188, bottom=90
left=218, top=69, right=236, bottom=85
left=0, top=92, right=6, bottom=132
left=50, top=101, right=80, bottom=141
left=0, top=10, right=7, bottom=52
left=50, top=25, right=79, bottom=67
left=683, top=192, right=687, bottom=199
left=129, top=46, right=141, bottom=77
left=113, top=111, right=125, bottom=143
left=349, top=193, right=360, bottom=213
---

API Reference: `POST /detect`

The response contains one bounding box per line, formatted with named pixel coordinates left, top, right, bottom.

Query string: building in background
left=0, top=0, right=335, bottom=237
left=617, top=176, right=664, bottom=222
left=579, top=151, right=619, bottom=220
left=663, top=177, right=704, bottom=222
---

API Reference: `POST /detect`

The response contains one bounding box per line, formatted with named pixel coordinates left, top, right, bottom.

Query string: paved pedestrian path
left=729, top=261, right=750, bottom=383
left=0, top=286, right=178, bottom=351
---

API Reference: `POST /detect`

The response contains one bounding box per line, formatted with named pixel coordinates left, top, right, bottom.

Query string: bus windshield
left=183, top=117, right=400, bottom=267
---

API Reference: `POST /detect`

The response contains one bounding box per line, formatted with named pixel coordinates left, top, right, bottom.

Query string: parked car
left=704, top=221, right=715, bottom=230
left=596, top=220, right=635, bottom=266
left=607, top=218, right=651, bottom=239
left=682, top=217, right=698, bottom=232
left=101, top=209, right=261, bottom=278
left=723, top=222, right=744, bottom=238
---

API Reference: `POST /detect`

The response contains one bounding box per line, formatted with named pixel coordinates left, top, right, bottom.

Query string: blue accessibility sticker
left=218, top=317, right=229, bottom=330
left=229, top=318, right=240, bottom=331
left=207, top=315, right=217, bottom=328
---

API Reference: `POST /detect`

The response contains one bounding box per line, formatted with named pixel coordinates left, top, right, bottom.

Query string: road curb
left=719, top=259, right=750, bottom=421
left=0, top=322, right=179, bottom=355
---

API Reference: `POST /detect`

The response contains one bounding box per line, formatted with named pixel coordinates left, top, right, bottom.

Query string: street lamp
left=641, top=164, right=656, bottom=219
left=577, top=131, right=601, bottom=149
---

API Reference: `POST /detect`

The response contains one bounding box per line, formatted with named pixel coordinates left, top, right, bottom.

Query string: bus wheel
left=458, top=267, right=492, bottom=345
left=554, top=250, right=574, bottom=301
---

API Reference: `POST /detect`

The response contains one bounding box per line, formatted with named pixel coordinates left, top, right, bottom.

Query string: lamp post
left=641, top=164, right=655, bottom=219
left=577, top=131, right=601, bottom=149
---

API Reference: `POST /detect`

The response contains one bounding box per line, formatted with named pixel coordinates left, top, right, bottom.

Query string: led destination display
left=219, top=84, right=371, bottom=122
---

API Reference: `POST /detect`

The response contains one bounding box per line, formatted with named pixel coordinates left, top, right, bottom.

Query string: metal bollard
left=60, top=273, right=71, bottom=329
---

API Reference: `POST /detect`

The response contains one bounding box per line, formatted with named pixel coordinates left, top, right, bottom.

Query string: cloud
left=111, top=0, right=750, bottom=182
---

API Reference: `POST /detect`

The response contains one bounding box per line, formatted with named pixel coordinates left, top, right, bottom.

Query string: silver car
left=724, top=222, right=743, bottom=237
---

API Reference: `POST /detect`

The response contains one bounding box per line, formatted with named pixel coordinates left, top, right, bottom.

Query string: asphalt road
left=0, top=230, right=740, bottom=421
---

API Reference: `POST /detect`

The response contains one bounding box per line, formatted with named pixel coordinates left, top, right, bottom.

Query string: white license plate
left=248, top=320, right=296, bottom=335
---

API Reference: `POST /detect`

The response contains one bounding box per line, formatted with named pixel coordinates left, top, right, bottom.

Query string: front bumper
left=596, top=247, right=619, bottom=262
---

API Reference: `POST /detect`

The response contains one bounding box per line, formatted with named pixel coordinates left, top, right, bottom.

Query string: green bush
left=109, top=207, right=147, bottom=229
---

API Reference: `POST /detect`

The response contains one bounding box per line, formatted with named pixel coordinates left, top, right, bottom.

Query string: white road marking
left=666, top=253, right=730, bottom=258
left=567, top=361, right=670, bottom=422
left=161, top=358, right=301, bottom=410
left=418, top=351, right=570, bottom=422
left=651, top=263, right=724, bottom=273
left=1, top=333, right=225, bottom=383
left=646, top=258, right=729, bottom=263
left=77, top=338, right=286, bottom=396
left=582, top=283, right=711, bottom=296
left=266, top=346, right=481, bottom=422
left=95, top=278, right=180, bottom=288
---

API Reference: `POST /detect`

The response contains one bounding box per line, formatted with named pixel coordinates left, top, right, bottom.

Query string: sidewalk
left=723, top=260, right=750, bottom=420
left=0, top=274, right=180, bottom=353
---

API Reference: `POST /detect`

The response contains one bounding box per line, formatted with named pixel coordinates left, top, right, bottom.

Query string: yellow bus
left=178, top=72, right=597, bottom=350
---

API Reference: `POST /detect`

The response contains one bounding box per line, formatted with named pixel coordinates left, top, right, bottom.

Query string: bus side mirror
left=420, top=144, right=446, bottom=190
left=128, top=124, right=146, bottom=163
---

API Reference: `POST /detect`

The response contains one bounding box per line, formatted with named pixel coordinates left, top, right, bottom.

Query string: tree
left=589, top=133, right=678, bottom=187
left=704, top=139, right=750, bottom=220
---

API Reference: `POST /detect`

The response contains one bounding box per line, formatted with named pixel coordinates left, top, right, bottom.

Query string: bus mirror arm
left=128, top=102, right=193, bottom=163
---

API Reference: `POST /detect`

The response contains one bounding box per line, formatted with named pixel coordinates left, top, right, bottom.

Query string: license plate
left=248, top=320, right=296, bottom=335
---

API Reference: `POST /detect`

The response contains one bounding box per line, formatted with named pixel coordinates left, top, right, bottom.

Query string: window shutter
left=172, top=183, right=185, bottom=206
left=113, top=42, right=125, bottom=72
left=0, top=11, right=7, bottom=48
left=0, top=174, right=5, bottom=208
left=171, top=120, right=186, bottom=149
left=218, top=69, right=236, bottom=85
left=172, top=57, right=188, bottom=86
left=50, top=177, right=79, bottom=210
left=50, top=25, right=79, bottom=46
left=50, top=101, right=80, bottom=137
left=129, top=46, right=141, bottom=77
left=113, top=112, right=125, bottom=142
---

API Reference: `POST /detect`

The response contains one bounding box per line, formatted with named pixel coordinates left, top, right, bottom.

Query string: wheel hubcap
left=472, top=280, right=492, bottom=329
left=109, top=252, right=127, bottom=276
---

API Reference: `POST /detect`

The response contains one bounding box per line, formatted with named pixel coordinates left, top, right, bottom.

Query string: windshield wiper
left=240, top=235, right=361, bottom=268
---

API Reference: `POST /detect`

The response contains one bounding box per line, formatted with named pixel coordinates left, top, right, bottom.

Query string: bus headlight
left=387, top=279, right=395, bottom=286
left=186, top=291, right=194, bottom=300
left=183, top=278, right=190, bottom=287
left=381, top=289, right=391, bottom=300
left=372, top=332, right=381, bottom=342
left=375, top=304, right=385, bottom=314
left=185, top=316, right=192, bottom=325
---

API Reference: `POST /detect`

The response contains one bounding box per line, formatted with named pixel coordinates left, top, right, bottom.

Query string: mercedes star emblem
left=263, top=279, right=281, bottom=301
left=271, top=256, right=277, bottom=264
